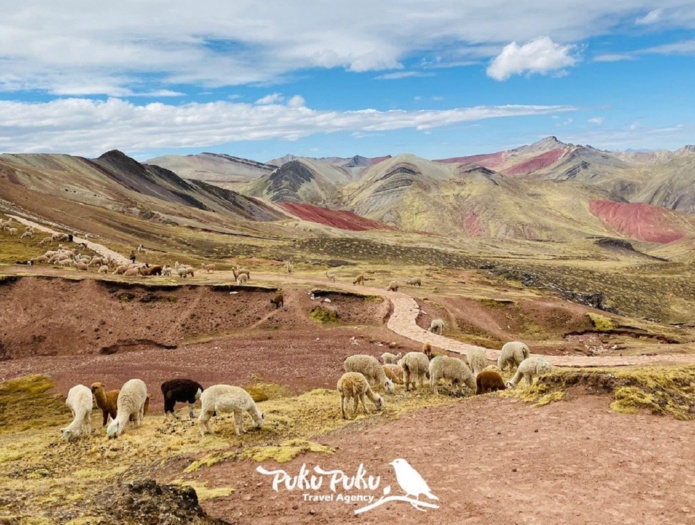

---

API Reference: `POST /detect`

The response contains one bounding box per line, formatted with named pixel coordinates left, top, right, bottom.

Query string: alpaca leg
left=188, top=403, right=196, bottom=419
left=359, top=393, right=370, bottom=415
left=340, top=394, right=347, bottom=419
left=352, top=396, right=359, bottom=417
left=233, top=409, right=244, bottom=435
left=199, top=411, right=211, bottom=436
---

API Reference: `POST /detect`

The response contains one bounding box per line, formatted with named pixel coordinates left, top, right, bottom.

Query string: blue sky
left=0, top=1, right=694, bottom=161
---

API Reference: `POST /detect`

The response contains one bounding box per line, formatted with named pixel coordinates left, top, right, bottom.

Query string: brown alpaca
left=270, top=292, right=284, bottom=308
left=91, top=382, right=150, bottom=425
left=422, top=342, right=432, bottom=360
left=476, top=369, right=507, bottom=394
left=91, top=382, right=119, bottom=426
left=353, top=274, right=365, bottom=285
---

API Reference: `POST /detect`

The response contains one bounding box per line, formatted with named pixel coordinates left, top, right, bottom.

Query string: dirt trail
left=253, top=275, right=695, bottom=368
left=7, top=218, right=693, bottom=368
left=9, top=214, right=130, bottom=266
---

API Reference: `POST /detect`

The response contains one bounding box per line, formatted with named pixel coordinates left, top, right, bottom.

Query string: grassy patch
left=504, top=366, right=695, bottom=419
left=310, top=305, right=339, bottom=323
left=0, top=375, right=69, bottom=434
left=241, top=439, right=335, bottom=463
left=587, top=312, right=616, bottom=332
left=171, top=480, right=234, bottom=501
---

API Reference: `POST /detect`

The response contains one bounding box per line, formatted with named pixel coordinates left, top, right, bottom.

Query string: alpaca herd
left=59, top=376, right=264, bottom=442
left=338, top=339, right=549, bottom=418
left=59, top=338, right=549, bottom=441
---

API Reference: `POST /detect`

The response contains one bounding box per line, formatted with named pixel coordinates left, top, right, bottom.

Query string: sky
left=0, top=1, right=694, bottom=162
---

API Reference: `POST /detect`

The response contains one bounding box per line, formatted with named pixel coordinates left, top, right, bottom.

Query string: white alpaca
left=498, top=341, right=531, bottom=372
left=61, top=384, right=93, bottom=442
left=106, top=379, right=148, bottom=438
left=199, top=385, right=264, bottom=437
left=343, top=355, right=395, bottom=394
left=507, top=357, right=553, bottom=388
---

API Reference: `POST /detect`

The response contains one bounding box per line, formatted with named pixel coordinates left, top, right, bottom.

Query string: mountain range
left=1, top=137, right=694, bottom=260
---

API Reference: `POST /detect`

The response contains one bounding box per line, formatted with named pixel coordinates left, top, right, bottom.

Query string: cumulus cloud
left=588, top=117, right=604, bottom=125
left=487, top=37, right=577, bottom=81
left=2, top=2, right=695, bottom=95
left=0, top=97, right=575, bottom=156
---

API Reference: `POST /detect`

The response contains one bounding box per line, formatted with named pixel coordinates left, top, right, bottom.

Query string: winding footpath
left=8, top=215, right=694, bottom=368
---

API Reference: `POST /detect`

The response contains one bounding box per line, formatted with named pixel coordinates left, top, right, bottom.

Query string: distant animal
left=201, top=263, right=216, bottom=273
left=429, top=318, right=444, bottom=335
left=270, top=291, right=284, bottom=308
left=389, top=458, right=439, bottom=501
left=353, top=274, right=365, bottom=285
left=405, top=277, right=422, bottom=286
left=326, top=271, right=336, bottom=282
left=386, top=281, right=399, bottom=292
left=232, top=268, right=250, bottom=281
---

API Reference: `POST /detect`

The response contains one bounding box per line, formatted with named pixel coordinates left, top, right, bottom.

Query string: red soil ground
left=590, top=200, right=685, bottom=243
left=2, top=273, right=695, bottom=524
left=278, top=202, right=394, bottom=232
left=173, top=395, right=695, bottom=524
left=505, top=148, right=567, bottom=176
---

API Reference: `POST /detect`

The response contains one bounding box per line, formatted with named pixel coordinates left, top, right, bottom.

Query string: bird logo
left=389, top=458, right=439, bottom=502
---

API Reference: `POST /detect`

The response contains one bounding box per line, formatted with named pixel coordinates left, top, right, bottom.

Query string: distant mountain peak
left=527, top=136, right=570, bottom=151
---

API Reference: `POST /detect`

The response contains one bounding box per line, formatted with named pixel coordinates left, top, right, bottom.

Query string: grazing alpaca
left=270, top=292, right=284, bottom=308
left=429, top=318, right=444, bottom=335
left=337, top=372, right=384, bottom=419
left=475, top=369, right=507, bottom=394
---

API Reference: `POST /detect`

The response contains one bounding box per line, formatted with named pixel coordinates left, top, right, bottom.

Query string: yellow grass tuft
left=241, top=439, right=335, bottom=463
left=586, top=312, right=616, bottom=332
left=0, top=375, right=69, bottom=434
left=504, top=365, right=695, bottom=419
left=171, top=480, right=235, bottom=501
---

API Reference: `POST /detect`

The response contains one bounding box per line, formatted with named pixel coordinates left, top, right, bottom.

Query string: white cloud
left=487, top=37, right=577, bottom=81
left=255, top=93, right=284, bottom=105
left=375, top=71, right=435, bottom=80
left=286, top=95, right=306, bottom=108
left=593, top=53, right=635, bottom=62
left=588, top=117, right=604, bottom=125
left=636, top=9, right=663, bottom=25
left=0, top=97, right=576, bottom=156
left=1, top=2, right=695, bottom=95
left=640, top=39, right=695, bottom=55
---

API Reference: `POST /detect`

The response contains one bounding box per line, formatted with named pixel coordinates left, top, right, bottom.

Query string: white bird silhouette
left=389, top=458, right=438, bottom=501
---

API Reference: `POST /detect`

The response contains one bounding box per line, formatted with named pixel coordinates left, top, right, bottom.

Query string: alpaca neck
left=93, top=389, right=108, bottom=409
